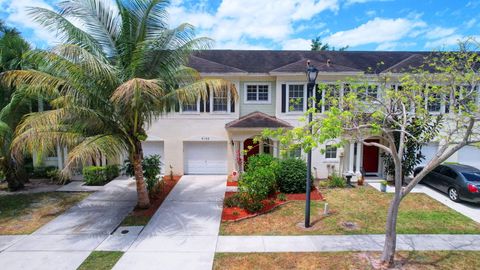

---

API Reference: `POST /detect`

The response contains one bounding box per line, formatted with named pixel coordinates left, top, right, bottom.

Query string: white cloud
left=344, top=0, right=392, bottom=6
left=281, top=38, right=311, bottom=50
left=425, top=26, right=456, bottom=40
left=466, top=18, right=477, bottom=29
left=325, top=17, right=426, bottom=47
left=168, top=0, right=339, bottom=49
left=1, top=0, right=59, bottom=46
left=424, top=35, right=480, bottom=49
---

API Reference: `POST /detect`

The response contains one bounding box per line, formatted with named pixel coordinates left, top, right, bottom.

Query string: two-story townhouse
left=41, top=50, right=480, bottom=179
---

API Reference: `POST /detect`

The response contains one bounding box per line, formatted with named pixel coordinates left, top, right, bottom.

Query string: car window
left=433, top=166, right=443, bottom=173
left=440, top=167, right=457, bottom=179
left=461, top=172, right=480, bottom=182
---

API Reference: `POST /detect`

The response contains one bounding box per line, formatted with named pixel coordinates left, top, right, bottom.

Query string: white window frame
left=325, top=145, right=338, bottom=159
left=244, top=83, right=272, bottom=104
left=286, top=83, right=307, bottom=114
left=321, top=83, right=341, bottom=112
left=211, top=88, right=231, bottom=113
left=180, top=98, right=201, bottom=114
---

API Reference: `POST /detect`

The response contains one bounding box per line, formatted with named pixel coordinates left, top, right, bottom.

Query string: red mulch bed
left=222, top=189, right=324, bottom=222
left=226, top=181, right=238, bottom=187
left=128, top=176, right=180, bottom=217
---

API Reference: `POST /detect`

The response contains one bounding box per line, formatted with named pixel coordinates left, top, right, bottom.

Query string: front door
left=244, top=138, right=259, bottom=168
left=363, top=139, right=379, bottom=174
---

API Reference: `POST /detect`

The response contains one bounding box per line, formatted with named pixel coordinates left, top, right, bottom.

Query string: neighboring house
left=41, top=50, right=480, bottom=179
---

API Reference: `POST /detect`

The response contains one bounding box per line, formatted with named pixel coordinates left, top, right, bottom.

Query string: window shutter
left=315, top=84, right=322, bottom=112
left=281, top=84, right=287, bottom=113
left=174, top=102, right=180, bottom=113
left=200, top=98, right=205, bottom=112
left=230, top=98, right=235, bottom=113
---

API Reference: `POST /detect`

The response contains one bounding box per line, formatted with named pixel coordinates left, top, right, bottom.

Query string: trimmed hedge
left=277, top=158, right=310, bottom=193
left=83, top=165, right=120, bottom=186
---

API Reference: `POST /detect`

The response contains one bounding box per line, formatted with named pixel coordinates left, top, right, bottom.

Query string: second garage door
left=184, top=142, right=227, bottom=175
left=458, top=146, right=480, bottom=169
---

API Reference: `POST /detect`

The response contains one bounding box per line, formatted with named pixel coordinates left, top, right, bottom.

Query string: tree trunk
left=381, top=156, right=403, bottom=266
left=381, top=192, right=402, bottom=266
left=3, top=157, right=27, bottom=191
left=132, top=146, right=150, bottom=209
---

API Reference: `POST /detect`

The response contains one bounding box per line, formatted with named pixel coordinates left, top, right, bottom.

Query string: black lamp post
left=305, top=60, right=319, bottom=228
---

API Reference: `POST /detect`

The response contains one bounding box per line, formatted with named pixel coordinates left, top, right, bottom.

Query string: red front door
left=363, top=140, right=379, bottom=174
left=244, top=138, right=259, bottom=168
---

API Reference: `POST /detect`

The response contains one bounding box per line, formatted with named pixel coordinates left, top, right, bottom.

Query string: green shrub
left=328, top=174, right=346, bottom=188
left=224, top=193, right=242, bottom=208
left=32, top=166, right=57, bottom=178
left=277, top=158, right=310, bottom=193
left=245, top=154, right=279, bottom=174
left=83, top=166, right=108, bottom=186
left=105, top=165, right=120, bottom=181
left=123, top=155, right=162, bottom=193
left=239, top=167, right=276, bottom=202
left=241, top=199, right=264, bottom=213
left=46, top=169, right=63, bottom=183
left=278, top=193, right=287, bottom=201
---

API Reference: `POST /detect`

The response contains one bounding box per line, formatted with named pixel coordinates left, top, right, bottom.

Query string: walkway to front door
left=113, top=175, right=227, bottom=270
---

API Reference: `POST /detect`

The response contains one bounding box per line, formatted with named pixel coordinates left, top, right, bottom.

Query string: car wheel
left=448, top=188, right=460, bottom=202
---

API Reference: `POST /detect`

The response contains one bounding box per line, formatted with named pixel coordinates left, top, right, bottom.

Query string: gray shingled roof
left=226, top=111, right=293, bottom=129
left=189, top=50, right=433, bottom=74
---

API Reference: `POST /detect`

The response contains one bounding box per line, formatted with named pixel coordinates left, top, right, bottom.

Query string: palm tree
left=1, top=0, right=236, bottom=207
left=0, top=20, right=31, bottom=190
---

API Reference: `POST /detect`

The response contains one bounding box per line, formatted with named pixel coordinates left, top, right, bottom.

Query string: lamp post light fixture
left=305, top=60, right=319, bottom=228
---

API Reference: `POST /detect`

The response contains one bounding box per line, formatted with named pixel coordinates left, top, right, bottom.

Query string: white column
left=56, top=144, right=63, bottom=169
left=274, top=140, right=280, bottom=158
left=348, top=142, right=355, bottom=173
left=241, top=140, right=245, bottom=172
left=355, top=142, right=362, bottom=174
left=101, top=154, right=107, bottom=166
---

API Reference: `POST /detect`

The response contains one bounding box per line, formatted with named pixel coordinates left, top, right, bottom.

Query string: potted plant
left=380, top=180, right=388, bottom=192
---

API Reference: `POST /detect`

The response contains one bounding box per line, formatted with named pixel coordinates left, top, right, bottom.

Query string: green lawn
left=214, top=251, right=480, bottom=270
left=221, top=186, right=480, bottom=235
left=77, top=251, right=124, bottom=270
left=0, top=192, right=89, bottom=235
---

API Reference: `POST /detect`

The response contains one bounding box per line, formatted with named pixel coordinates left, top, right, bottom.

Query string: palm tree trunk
left=3, top=157, right=27, bottom=191
left=132, top=143, right=150, bottom=208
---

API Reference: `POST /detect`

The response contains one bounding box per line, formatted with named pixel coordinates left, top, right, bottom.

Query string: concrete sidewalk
left=113, top=175, right=227, bottom=270
left=0, top=176, right=137, bottom=270
left=216, top=234, right=480, bottom=253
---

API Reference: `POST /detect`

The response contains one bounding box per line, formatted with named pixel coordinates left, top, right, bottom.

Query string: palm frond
left=63, top=134, right=127, bottom=174
left=1, top=70, right=66, bottom=99
left=27, top=7, right=104, bottom=57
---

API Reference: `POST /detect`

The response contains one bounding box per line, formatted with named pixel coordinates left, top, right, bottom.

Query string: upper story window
left=427, top=92, right=442, bottom=113
left=323, top=84, right=341, bottom=111
left=358, top=85, right=379, bottom=100
left=181, top=99, right=199, bottom=113
left=245, top=83, right=271, bottom=104
left=288, top=84, right=305, bottom=112
left=325, top=145, right=337, bottom=159
left=213, top=89, right=228, bottom=112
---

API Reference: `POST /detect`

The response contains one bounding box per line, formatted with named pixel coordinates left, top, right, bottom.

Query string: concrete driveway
left=113, top=175, right=227, bottom=270
left=0, top=177, right=137, bottom=270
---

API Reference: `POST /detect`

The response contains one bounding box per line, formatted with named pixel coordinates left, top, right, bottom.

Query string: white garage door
left=184, top=142, right=227, bottom=175
left=458, top=146, right=480, bottom=169
left=420, top=143, right=438, bottom=166
left=142, top=141, right=165, bottom=173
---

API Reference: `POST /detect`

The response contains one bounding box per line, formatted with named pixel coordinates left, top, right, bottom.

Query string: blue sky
left=1, top=0, right=479, bottom=51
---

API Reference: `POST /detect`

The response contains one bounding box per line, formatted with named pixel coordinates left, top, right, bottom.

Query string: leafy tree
left=1, top=0, right=236, bottom=207
left=0, top=20, right=31, bottom=190
left=311, top=37, right=348, bottom=51
left=381, top=116, right=441, bottom=182
left=264, top=40, right=480, bottom=266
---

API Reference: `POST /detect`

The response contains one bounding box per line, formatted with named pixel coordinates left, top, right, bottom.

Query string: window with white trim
left=245, top=83, right=270, bottom=103
left=288, top=84, right=305, bottom=112
left=357, top=85, right=379, bottom=100
left=182, top=99, right=199, bottom=113
left=213, top=89, right=228, bottom=112
left=427, top=92, right=441, bottom=112
left=323, top=84, right=340, bottom=111
left=325, top=145, right=337, bottom=159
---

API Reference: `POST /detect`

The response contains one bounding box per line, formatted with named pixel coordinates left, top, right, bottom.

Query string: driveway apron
left=113, top=175, right=227, bottom=270
left=0, top=177, right=137, bottom=270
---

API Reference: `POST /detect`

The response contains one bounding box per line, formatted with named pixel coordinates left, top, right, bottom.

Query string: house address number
left=201, top=137, right=210, bottom=141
